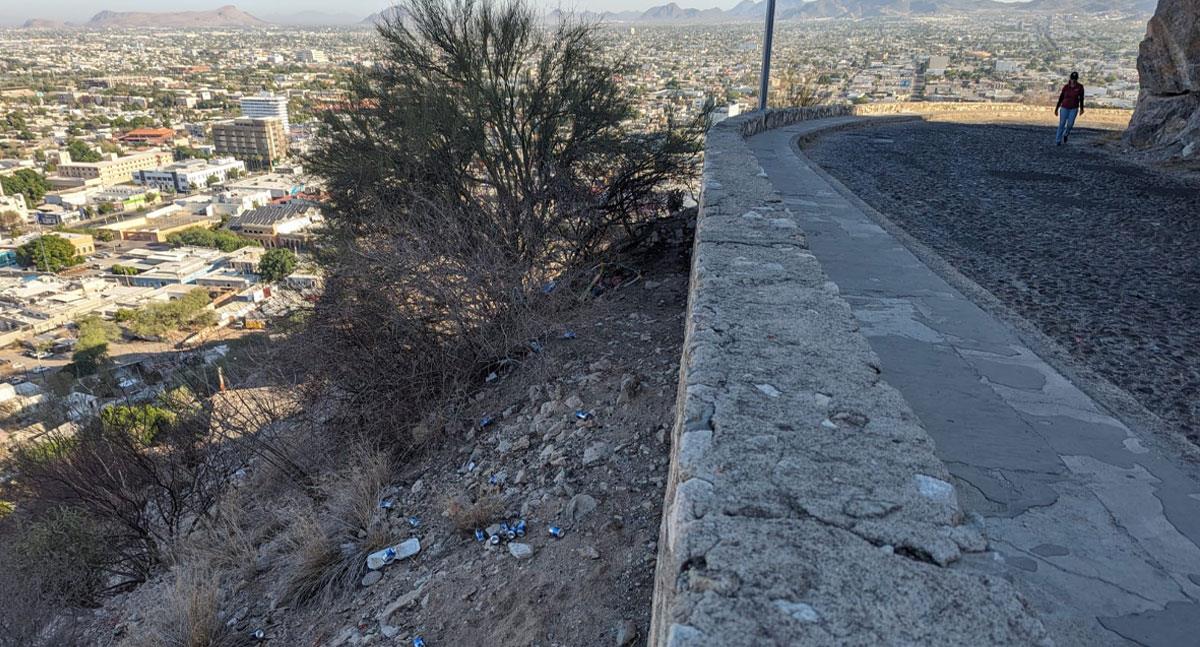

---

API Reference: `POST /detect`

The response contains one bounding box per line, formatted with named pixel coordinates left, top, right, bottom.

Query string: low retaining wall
left=648, top=106, right=1053, bottom=645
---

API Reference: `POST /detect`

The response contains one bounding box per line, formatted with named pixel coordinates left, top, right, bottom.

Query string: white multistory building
left=240, top=94, right=290, bottom=133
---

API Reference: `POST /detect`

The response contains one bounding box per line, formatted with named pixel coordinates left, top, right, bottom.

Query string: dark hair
left=1069, top=71, right=1079, bottom=80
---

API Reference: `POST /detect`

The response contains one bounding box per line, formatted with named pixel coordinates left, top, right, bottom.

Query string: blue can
left=575, top=410, right=593, bottom=421
left=548, top=526, right=565, bottom=538
left=499, top=521, right=510, bottom=533
left=479, top=416, right=494, bottom=428
left=514, top=519, right=527, bottom=537
left=474, top=528, right=486, bottom=542
left=408, top=516, right=421, bottom=528
left=413, top=637, right=425, bottom=647
left=489, top=534, right=501, bottom=545
left=562, top=331, right=576, bottom=339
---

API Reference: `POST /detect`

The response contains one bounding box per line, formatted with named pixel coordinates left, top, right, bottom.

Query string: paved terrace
left=651, top=105, right=1200, bottom=647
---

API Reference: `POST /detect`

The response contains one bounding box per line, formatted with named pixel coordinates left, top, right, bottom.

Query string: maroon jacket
left=1058, top=83, right=1085, bottom=110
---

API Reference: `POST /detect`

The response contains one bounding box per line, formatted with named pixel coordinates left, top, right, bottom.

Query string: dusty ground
left=79, top=216, right=694, bottom=647
left=804, top=121, right=1200, bottom=441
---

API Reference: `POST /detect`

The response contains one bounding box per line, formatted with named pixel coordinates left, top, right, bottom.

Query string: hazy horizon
left=0, top=0, right=1034, bottom=26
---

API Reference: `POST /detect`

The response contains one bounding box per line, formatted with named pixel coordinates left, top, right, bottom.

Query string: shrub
left=129, top=566, right=251, bottom=647
left=304, top=0, right=706, bottom=446
left=7, top=508, right=113, bottom=607
left=16, top=234, right=82, bottom=272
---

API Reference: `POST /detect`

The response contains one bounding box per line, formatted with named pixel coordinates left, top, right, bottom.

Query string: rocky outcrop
left=1124, top=0, right=1200, bottom=158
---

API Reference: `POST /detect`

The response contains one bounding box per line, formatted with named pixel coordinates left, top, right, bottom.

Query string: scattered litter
left=562, top=331, right=577, bottom=339
left=252, top=629, right=265, bottom=642
left=529, top=339, right=544, bottom=353
left=474, top=528, right=487, bottom=542
left=514, top=519, right=526, bottom=537
left=407, top=516, right=421, bottom=528
left=465, top=461, right=477, bottom=472
left=379, top=497, right=396, bottom=510
left=548, top=526, right=565, bottom=538
left=485, top=372, right=499, bottom=383
left=479, top=416, right=494, bottom=428
left=413, top=637, right=426, bottom=647
left=574, top=410, right=594, bottom=421
left=366, top=537, right=421, bottom=570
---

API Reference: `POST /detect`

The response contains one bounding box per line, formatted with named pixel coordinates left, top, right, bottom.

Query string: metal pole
left=758, top=0, right=778, bottom=112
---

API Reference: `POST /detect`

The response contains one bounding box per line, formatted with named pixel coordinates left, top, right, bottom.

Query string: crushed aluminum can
left=479, top=416, right=494, bottom=428
left=548, top=526, right=565, bottom=538
left=407, top=516, right=421, bottom=528
left=562, top=331, right=577, bottom=339
left=541, top=281, right=556, bottom=294
left=465, top=461, right=476, bottom=472
left=529, top=339, right=544, bottom=353
left=485, top=372, right=498, bottom=383
left=413, top=637, right=426, bottom=647
left=474, top=528, right=486, bottom=542
left=379, top=497, right=396, bottom=510
left=506, top=530, right=516, bottom=541
left=252, top=629, right=265, bottom=641
left=489, top=533, right=501, bottom=545
left=514, top=519, right=526, bottom=537
left=574, top=410, right=593, bottom=421
left=499, top=521, right=510, bottom=533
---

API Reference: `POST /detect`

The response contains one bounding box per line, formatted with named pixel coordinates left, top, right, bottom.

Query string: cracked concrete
left=747, top=116, right=1200, bottom=646
left=649, top=109, right=1053, bottom=646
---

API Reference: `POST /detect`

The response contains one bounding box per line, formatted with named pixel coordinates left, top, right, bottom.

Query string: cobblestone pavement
left=751, top=118, right=1200, bottom=646
left=804, top=121, right=1200, bottom=441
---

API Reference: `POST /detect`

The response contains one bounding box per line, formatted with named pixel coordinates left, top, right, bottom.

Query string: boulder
left=1125, top=0, right=1200, bottom=157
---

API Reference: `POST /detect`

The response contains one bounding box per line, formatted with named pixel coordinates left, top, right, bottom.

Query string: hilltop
left=84, top=5, right=268, bottom=28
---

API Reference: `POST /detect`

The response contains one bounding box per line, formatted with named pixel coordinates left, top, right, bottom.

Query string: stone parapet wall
left=648, top=108, right=1052, bottom=646
left=731, top=101, right=1131, bottom=134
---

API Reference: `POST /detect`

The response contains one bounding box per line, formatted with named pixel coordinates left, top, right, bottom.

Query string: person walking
left=1055, top=71, right=1085, bottom=145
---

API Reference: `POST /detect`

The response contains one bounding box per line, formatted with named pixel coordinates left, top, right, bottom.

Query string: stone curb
left=648, top=106, right=1054, bottom=646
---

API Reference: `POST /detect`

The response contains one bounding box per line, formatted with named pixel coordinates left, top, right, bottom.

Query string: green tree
left=69, top=315, right=121, bottom=376
left=100, top=403, right=176, bottom=446
left=0, top=169, right=51, bottom=205
left=65, top=139, right=102, bottom=162
left=165, top=226, right=258, bottom=252
left=205, top=174, right=221, bottom=188
left=16, top=234, right=81, bottom=272
left=258, top=248, right=297, bottom=282
left=110, top=264, right=140, bottom=275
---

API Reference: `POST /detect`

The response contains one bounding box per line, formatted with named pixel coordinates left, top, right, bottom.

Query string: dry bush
left=444, top=492, right=503, bottom=532
left=279, top=447, right=396, bottom=604
left=305, top=0, right=707, bottom=449
left=130, top=566, right=251, bottom=647
left=0, top=540, right=83, bottom=647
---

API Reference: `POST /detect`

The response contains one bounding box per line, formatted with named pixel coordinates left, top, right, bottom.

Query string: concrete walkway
left=748, top=118, right=1200, bottom=647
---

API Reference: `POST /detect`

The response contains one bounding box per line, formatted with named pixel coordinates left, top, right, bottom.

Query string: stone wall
left=648, top=106, right=1052, bottom=646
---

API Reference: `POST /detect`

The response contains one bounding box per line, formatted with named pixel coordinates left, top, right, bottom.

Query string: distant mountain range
left=16, top=0, right=1154, bottom=30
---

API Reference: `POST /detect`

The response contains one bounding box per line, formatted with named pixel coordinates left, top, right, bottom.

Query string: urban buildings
left=227, top=201, right=322, bottom=249
left=239, top=94, right=290, bottom=133
left=55, top=149, right=174, bottom=188
left=132, top=157, right=247, bottom=193
left=211, top=117, right=289, bottom=170
left=116, top=127, right=177, bottom=146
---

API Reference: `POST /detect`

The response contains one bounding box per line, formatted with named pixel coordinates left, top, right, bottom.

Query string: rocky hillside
left=1125, top=0, right=1199, bottom=159
left=85, top=5, right=268, bottom=28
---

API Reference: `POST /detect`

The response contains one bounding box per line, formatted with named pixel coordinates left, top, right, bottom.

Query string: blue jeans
left=1056, top=108, right=1078, bottom=144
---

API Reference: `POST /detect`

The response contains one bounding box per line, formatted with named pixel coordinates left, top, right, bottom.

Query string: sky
left=0, top=0, right=752, bottom=25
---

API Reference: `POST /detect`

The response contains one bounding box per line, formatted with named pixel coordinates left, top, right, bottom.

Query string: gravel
left=805, top=121, right=1200, bottom=442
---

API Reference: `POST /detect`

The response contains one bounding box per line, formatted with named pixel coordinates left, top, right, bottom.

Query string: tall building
left=240, top=94, right=289, bottom=134
left=211, top=117, right=289, bottom=170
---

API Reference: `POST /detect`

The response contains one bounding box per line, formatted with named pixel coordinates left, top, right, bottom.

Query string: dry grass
left=131, top=567, right=251, bottom=647
left=444, top=492, right=503, bottom=532
left=279, top=447, right=396, bottom=604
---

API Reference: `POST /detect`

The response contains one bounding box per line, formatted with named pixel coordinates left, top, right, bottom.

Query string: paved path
left=748, top=118, right=1200, bottom=647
